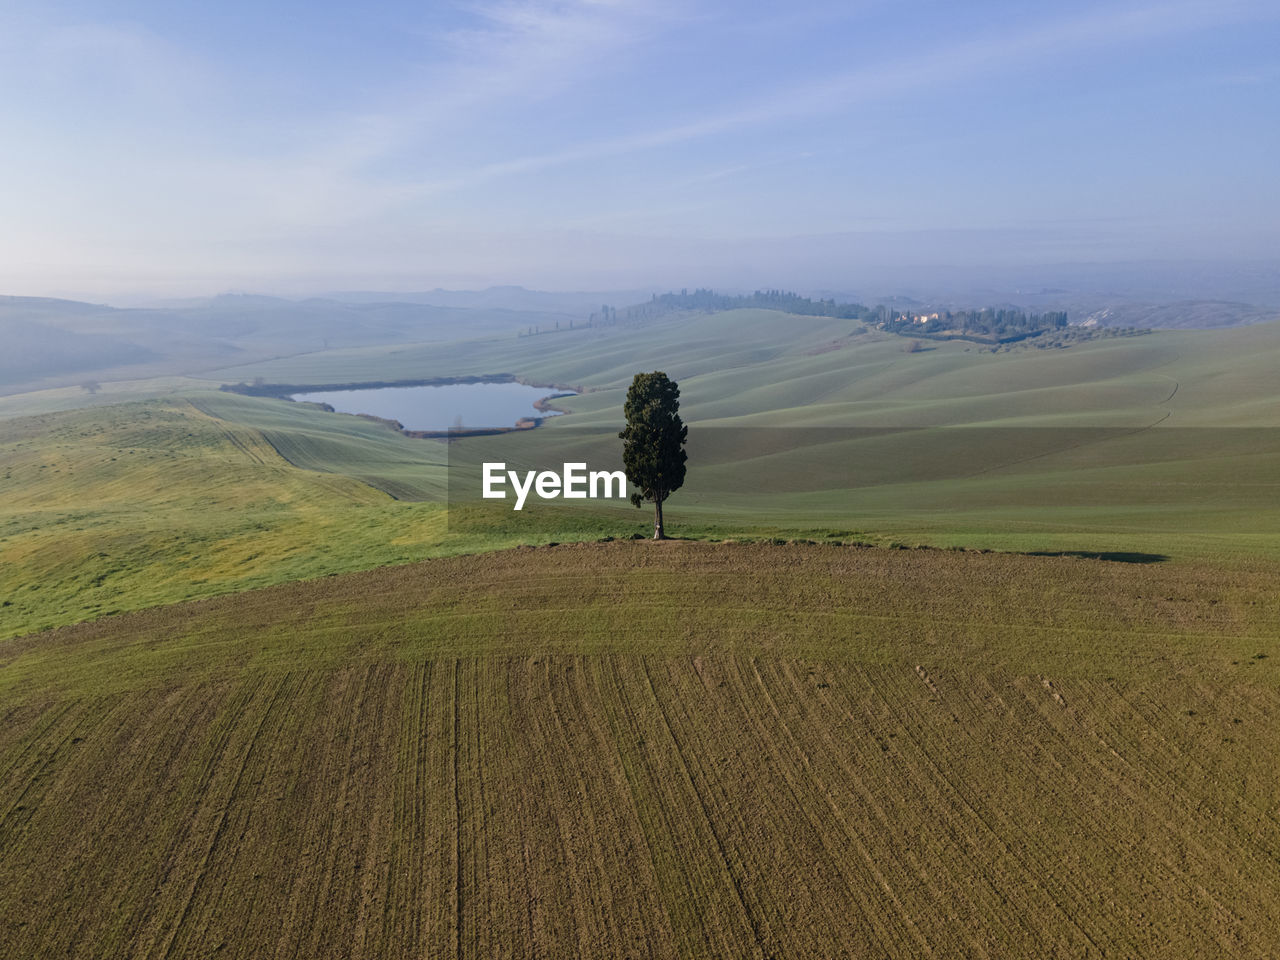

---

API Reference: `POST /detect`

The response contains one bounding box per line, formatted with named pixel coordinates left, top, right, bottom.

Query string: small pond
left=291, top=381, right=572, bottom=431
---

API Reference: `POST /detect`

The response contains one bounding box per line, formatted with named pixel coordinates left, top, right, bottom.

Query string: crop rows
left=4, top=650, right=1279, bottom=958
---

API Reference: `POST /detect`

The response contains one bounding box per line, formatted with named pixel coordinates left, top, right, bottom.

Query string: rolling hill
left=3, top=302, right=1280, bottom=959
left=0, top=292, right=589, bottom=399
left=3, top=309, right=1280, bottom=641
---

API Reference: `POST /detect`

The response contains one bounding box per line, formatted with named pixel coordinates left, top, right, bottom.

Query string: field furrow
left=3, top=543, right=1279, bottom=958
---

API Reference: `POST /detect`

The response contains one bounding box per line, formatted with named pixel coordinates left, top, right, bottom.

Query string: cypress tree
left=618, top=372, right=688, bottom=540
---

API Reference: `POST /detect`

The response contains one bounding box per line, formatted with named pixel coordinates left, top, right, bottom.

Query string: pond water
left=291, top=381, right=572, bottom=431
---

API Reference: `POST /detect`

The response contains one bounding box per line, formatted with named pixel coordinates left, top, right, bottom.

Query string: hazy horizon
left=3, top=1, right=1278, bottom=300
left=11, top=254, right=1280, bottom=314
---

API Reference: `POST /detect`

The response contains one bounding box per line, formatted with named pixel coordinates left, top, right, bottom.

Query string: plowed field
left=2, top=543, right=1278, bottom=958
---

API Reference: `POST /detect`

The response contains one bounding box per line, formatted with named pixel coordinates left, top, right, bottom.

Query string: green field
left=3, top=307, right=1279, bottom=958
left=167, top=308, right=1280, bottom=573
left=3, top=310, right=1279, bottom=640
left=3, top=543, right=1278, bottom=958
left=0, top=396, right=659, bottom=641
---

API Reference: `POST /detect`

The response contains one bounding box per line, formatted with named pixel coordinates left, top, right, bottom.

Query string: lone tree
left=619, top=371, right=687, bottom=540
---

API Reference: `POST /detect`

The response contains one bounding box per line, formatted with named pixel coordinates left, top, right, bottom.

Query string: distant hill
left=1078, top=300, right=1280, bottom=329
left=0, top=317, right=158, bottom=387
left=0, top=292, right=585, bottom=394
left=0, top=294, right=115, bottom=317
left=6, top=281, right=1279, bottom=398
left=324, top=285, right=657, bottom=315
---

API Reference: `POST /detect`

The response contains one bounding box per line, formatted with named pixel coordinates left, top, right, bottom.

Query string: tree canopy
left=619, top=371, right=687, bottom=540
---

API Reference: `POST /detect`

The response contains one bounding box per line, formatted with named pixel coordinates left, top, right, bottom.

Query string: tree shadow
left=1025, top=550, right=1169, bottom=564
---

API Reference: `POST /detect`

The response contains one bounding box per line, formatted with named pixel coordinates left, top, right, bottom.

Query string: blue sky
left=1, top=0, right=1277, bottom=298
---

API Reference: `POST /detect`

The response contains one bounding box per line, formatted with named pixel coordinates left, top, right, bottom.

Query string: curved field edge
left=4, top=542, right=1278, bottom=697
left=2, top=543, right=1279, bottom=959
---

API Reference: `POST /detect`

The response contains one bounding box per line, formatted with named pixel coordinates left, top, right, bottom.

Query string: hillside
left=204, top=307, right=1280, bottom=427
left=1081, top=299, right=1280, bottom=330
left=193, top=310, right=1280, bottom=567
left=0, top=318, right=159, bottom=387
left=0, top=399, right=448, bottom=640
left=2, top=543, right=1278, bottom=959
left=4, top=311, right=1280, bottom=640
left=0, top=293, right=584, bottom=398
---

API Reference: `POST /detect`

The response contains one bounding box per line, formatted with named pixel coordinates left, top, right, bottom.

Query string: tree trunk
left=653, top=495, right=665, bottom=540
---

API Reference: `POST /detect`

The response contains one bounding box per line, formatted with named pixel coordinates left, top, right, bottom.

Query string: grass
left=202, top=308, right=1280, bottom=427
left=0, top=398, right=436, bottom=639
left=2, top=542, right=1278, bottom=958
left=4, top=312, right=1280, bottom=638
left=0, top=397, right=675, bottom=640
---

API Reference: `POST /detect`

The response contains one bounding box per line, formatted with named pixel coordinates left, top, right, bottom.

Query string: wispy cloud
left=385, top=0, right=1277, bottom=199
left=95, top=0, right=1262, bottom=228
left=3, top=0, right=1277, bottom=296
left=266, top=0, right=681, bottom=218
